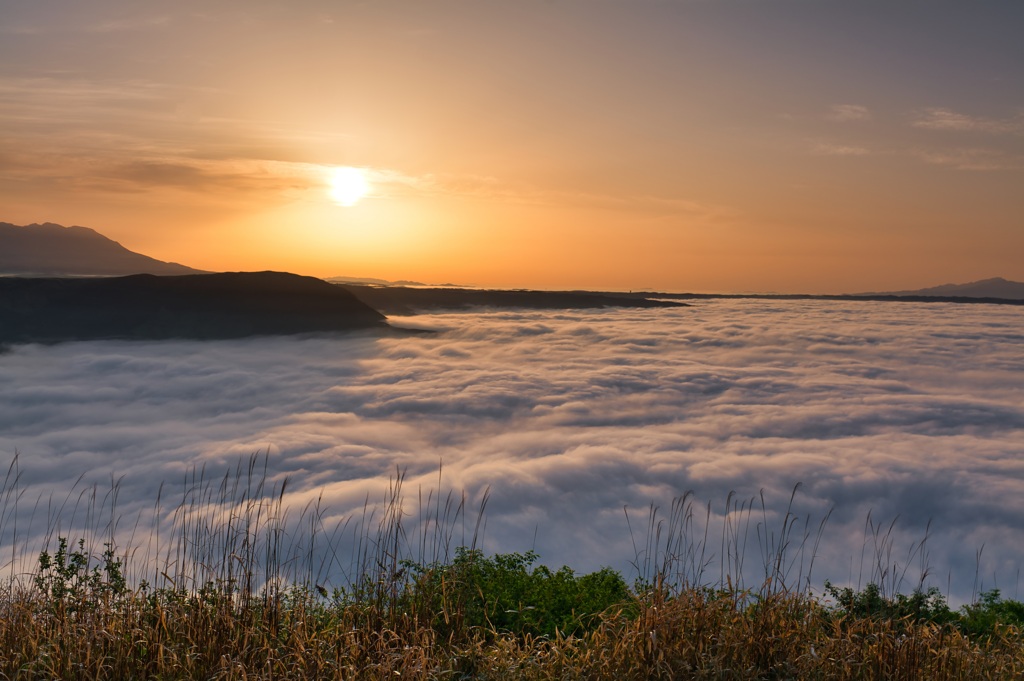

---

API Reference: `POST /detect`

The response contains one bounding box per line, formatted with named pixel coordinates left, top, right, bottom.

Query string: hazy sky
left=2, top=1, right=1022, bottom=292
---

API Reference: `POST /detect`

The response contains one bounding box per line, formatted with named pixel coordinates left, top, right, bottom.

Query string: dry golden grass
left=1, top=569, right=1022, bottom=679
left=0, top=456, right=1021, bottom=680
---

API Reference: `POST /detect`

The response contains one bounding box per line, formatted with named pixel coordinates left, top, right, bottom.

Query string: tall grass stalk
left=0, top=453, right=1020, bottom=680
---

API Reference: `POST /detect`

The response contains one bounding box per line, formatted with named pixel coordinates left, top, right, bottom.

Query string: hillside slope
left=0, top=271, right=387, bottom=342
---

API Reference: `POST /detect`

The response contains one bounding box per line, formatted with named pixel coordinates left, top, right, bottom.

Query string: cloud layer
left=2, top=300, right=1023, bottom=602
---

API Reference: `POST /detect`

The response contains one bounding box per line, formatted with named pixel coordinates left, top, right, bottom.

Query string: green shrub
left=824, top=581, right=957, bottom=627
left=35, top=537, right=127, bottom=611
left=407, top=548, right=630, bottom=639
left=823, top=580, right=1024, bottom=639
left=959, top=589, right=1024, bottom=638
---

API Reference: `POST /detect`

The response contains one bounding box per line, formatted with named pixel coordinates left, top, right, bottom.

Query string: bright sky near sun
left=1, top=1, right=1022, bottom=292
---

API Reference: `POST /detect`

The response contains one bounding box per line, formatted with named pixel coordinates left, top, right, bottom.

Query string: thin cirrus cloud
left=916, top=148, right=1021, bottom=172
left=913, top=108, right=1024, bottom=135
left=812, top=142, right=870, bottom=157
left=827, top=104, right=871, bottom=122
left=907, top=108, right=1024, bottom=171
left=0, top=74, right=531, bottom=206
left=3, top=71, right=661, bottom=210
left=2, top=301, right=1023, bottom=603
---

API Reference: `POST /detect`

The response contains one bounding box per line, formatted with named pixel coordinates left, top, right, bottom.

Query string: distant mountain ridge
left=326, top=275, right=469, bottom=288
left=339, top=284, right=688, bottom=314
left=0, top=221, right=203, bottom=276
left=868, top=277, right=1024, bottom=300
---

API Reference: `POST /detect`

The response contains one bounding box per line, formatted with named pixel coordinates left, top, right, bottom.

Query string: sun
left=327, top=166, right=370, bottom=207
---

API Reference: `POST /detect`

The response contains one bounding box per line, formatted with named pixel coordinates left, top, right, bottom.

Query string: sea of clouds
left=2, top=299, right=1022, bottom=603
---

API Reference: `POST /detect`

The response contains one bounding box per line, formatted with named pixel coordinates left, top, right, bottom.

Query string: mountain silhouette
left=870, top=277, right=1024, bottom=300
left=0, top=271, right=386, bottom=343
left=0, top=221, right=203, bottom=276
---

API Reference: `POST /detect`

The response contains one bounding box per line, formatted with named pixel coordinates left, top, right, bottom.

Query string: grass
left=0, top=454, right=1022, bottom=679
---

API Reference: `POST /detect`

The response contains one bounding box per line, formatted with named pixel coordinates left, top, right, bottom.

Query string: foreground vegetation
left=1, top=456, right=1022, bottom=679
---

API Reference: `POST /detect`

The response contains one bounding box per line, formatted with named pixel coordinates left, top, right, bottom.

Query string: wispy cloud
left=366, top=169, right=736, bottom=222
left=0, top=72, right=726, bottom=218
left=827, top=104, right=871, bottom=123
left=812, top=142, right=870, bottom=157
left=913, top=108, right=1024, bottom=135
left=916, top=148, right=1021, bottom=172
left=99, top=158, right=330, bottom=196
left=84, top=15, right=171, bottom=33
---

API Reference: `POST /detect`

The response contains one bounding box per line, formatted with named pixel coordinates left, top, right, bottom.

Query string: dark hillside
left=0, top=271, right=386, bottom=343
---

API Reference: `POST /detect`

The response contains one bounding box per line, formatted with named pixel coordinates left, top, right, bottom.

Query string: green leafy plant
left=824, top=580, right=956, bottom=627
left=35, top=537, right=127, bottom=609
left=959, top=589, right=1024, bottom=638
left=405, top=548, right=631, bottom=639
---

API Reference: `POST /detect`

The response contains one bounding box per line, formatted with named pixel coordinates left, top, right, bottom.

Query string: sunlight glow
left=327, top=166, right=370, bottom=207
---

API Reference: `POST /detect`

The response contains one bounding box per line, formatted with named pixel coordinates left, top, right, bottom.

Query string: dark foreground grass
left=1, top=455, right=1022, bottom=680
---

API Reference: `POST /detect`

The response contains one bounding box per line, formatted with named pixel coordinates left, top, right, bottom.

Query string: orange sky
left=1, top=1, right=1022, bottom=292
